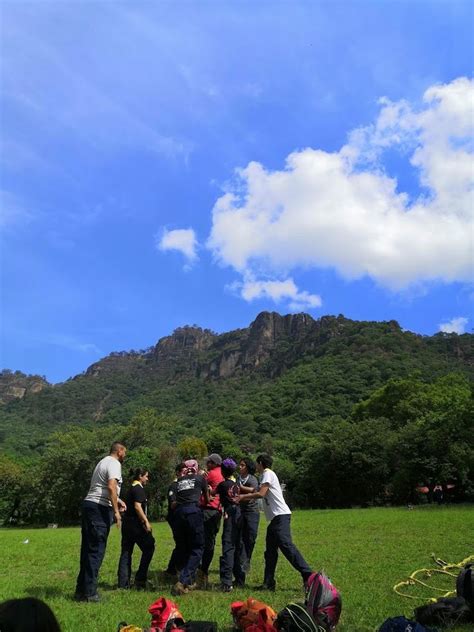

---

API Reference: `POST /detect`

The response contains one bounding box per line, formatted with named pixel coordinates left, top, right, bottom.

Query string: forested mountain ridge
left=1, top=311, right=473, bottom=522
left=1, top=311, right=473, bottom=457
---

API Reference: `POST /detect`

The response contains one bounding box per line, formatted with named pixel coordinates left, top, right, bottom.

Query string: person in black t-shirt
left=164, top=462, right=186, bottom=575
left=216, top=458, right=245, bottom=591
left=171, top=459, right=210, bottom=596
left=117, top=468, right=155, bottom=589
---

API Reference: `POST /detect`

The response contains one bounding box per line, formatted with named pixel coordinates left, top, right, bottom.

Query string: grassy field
left=1, top=506, right=473, bottom=631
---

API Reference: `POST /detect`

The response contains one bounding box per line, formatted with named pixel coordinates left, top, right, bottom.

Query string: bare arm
left=239, top=484, right=256, bottom=494
left=108, top=478, right=122, bottom=528
left=239, top=482, right=269, bottom=502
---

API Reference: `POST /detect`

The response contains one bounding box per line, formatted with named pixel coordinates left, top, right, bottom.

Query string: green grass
left=1, top=506, right=473, bottom=631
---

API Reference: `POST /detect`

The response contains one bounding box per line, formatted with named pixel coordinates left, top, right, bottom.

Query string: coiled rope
left=393, top=554, right=474, bottom=602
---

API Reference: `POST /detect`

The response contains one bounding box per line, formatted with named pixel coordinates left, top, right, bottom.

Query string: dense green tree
left=203, top=426, right=241, bottom=459
left=292, top=417, right=393, bottom=507
left=0, top=454, right=25, bottom=524
left=177, top=437, right=208, bottom=460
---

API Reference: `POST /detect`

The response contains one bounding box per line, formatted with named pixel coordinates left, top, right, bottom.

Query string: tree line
left=1, top=373, right=472, bottom=525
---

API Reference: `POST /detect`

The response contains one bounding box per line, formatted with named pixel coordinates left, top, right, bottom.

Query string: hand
left=114, top=511, right=122, bottom=528
left=118, top=500, right=127, bottom=512
left=143, top=521, right=152, bottom=533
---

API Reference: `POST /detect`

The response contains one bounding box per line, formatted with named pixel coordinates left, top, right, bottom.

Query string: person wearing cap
left=197, top=453, right=224, bottom=587
left=171, top=459, right=210, bottom=596
left=238, top=453, right=312, bottom=591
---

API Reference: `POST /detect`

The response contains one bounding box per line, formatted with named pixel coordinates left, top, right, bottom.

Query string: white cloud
left=207, top=77, right=474, bottom=302
left=439, top=317, right=469, bottom=334
left=238, top=277, right=322, bottom=311
left=157, top=228, right=198, bottom=266
left=45, top=333, right=102, bottom=354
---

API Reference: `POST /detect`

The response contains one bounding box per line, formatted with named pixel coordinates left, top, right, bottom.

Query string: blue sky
left=1, top=1, right=473, bottom=383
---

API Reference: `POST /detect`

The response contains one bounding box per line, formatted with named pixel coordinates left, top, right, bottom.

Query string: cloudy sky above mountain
left=1, top=1, right=472, bottom=382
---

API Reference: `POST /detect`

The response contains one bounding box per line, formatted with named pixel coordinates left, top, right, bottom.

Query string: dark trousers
left=240, top=510, right=260, bottom=572
left=165, top=514, right=181, bottom=574
left=117, top=517, right=155, bottom=587
left=219, top=505, right=245, bottom=587
left=75, top=501, right=113, bottom=597
left=200, top=508, right=221, bottom=574
left=263, top=513, right=312, bottom=588
left=174, top=505, right=205, bottom=586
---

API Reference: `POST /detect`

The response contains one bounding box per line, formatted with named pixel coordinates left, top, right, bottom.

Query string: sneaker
left=87, top=593, right=100, bottom=603
left=73, top=592, right=101, bottom=602
left=255, top=583, right=276, bottom=592
left=220, top=584, right=233, bottom=592
left=172, top=581, right=189, bottom=596
left=186, top=582, right=197, bottom=591
left=74, top=593, right=100, bottom=602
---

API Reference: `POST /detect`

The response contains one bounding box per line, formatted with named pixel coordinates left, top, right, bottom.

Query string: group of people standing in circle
left=75, top=443, right=312, bottom=603
left=164, top=454, right=261, bottom=595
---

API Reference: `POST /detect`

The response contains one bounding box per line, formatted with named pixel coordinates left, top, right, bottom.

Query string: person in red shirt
left=197, top=453, right=224, bottom=587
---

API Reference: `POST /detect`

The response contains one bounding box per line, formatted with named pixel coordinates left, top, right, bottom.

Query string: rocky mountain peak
left=0, top=370, right=49, bottom=404
left=150, top=325, right=217, bottom=378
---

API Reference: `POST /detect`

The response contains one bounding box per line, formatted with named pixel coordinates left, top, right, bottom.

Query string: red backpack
left=148, top=597, right=185, bottom=631
left=304, top=572, right=342, bottom=631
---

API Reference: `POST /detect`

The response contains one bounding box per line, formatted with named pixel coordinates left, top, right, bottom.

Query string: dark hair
left=256, top=453, right=273, bottom=469
left=175, top=462, right=186, bottom=474
left=110, top=441, right=126, bottom=454
left=240, top=457, right=256, bottom=475
left=129, top=467, right=148, bottom=480
left=0, top=597, right=61, bottom=632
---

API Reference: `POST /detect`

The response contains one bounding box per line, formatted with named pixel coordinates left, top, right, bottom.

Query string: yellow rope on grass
left=393, top=554, right=474, bottom=602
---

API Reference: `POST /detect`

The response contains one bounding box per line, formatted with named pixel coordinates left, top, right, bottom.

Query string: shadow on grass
left=151, top=570, right=178, bottom=587
left=25, top=585, right=65, bottom=599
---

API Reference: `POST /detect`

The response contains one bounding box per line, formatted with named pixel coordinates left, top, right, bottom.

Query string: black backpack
left=276, top=602, right=323, bottom=632
left=414, top=596, right=473, bottom=626
left=183, top=623, right=218, bottom=632
left=456, top=563, right=474, bottom=608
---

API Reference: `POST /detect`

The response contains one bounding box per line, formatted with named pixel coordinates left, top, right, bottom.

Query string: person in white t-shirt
left=238, top=453, right=312, bottom=591
left=74, top=442, right=127, bottom=602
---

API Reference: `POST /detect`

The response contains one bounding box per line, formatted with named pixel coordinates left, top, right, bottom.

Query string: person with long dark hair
left=237, top=457, right=260, bottom=574
left=117, top=467, right=155, bottom=589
